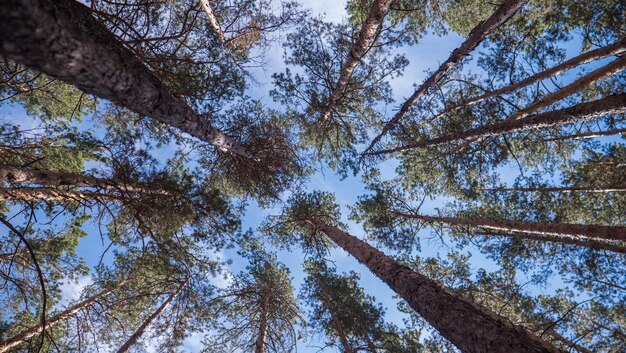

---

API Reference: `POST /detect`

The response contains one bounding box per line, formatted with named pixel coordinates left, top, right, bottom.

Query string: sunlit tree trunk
left=370, top=93, right=626, bottom=155
left=540, top=127, right=626, bottom=142
left=320, top=0, right=394, bottom=123
left=0, top=287, right=117, bottom=353
left=483, top=186, right=626, bottom=193
left=199, top=0, right=226, bottom=43
left=0, top=0, right=254, bottom=159
left=506, top=55, right=626, bottom=122
left=0, top=187, right=122, bottom=203
left=430, top=39, right=626, bottom=122
left=365, top=0, right=528, bottom=153
left=0, top=165, right=167, bottom=195
left=116, top=280, right=187, bottom=353
left=254, top=296, right=270, bottom=353
left=307, top=218, right=561, bottom=353
left=397, top=212, right=626, bottom=246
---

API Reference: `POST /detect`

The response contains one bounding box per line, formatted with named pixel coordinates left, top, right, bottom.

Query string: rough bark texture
left=0, top=187, right=123, bottom=203
left=254, top=297, right=270, bottom=353
left=319, top=0, right=394, bottom=123
left=398, top=213, right=626, bottom=246
left=116, top=281, right=186, bottom=353
left=474, top=230, right=626, bottom=254
left=505, top=55, right=626, bottom=121
left=541, top=127, right=626, bottom=142
left=364, top=0, right=528, bottom=153
left=199, top=0, right=226, bottom=43
left=0, top=0, right=254, bottom=159
left=0, top=165, right=167, bottom=195
left=309, top=218, right=561, bottom=353
left=0, top=287, right=116, bottom=353
left=430, top=39, right=626, bottom=121
left=370, top=93, right=626, bottom=155
left=484, top=186, right=626, bottom=193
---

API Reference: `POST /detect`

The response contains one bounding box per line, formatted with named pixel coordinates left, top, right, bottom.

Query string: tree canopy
left=0, top=0, right=624, bottom=352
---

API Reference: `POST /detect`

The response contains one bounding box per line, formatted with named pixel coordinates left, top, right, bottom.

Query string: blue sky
left=0, top=0, right=617, bottom=352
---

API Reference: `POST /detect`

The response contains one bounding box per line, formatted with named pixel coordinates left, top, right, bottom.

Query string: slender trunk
left=365, top=333, right=378, bottom=353
left=430, top=39, right=626, bottom=122
left=370, top=93, right=626, bottom=155
left=474, top=230, right=626, bottom=254
left=483, top=186, right=626, bottom=193
left=199, top=0, right=226, bottom=43
left=541, top=127, right=626, bottom=142
left=320, top=290, right=354, bottom=353
left=254, top=296, right=270, bottom=353
left=365, top=0, right=528, bottom=153
left=319, top=0, right=394, bottom=123
left=308, top=218, right=561, bottom=353
left=0, top=165, right=168, bottom=196
left=0, top=0, right=254, bottom=159
left=506, top=55, right=626, bottom=122
left=397, top=212, right=626, bottom=245
left=0, top=287, right=116, bottom=353
left=116, top=280, right=187, bottom=353
left=436, top=57, right=626, bottom=156
left=0, top=187, right=123, bottom=203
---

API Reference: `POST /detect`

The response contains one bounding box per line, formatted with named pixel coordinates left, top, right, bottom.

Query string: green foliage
left=302, top=260, right=421, bottom=352
left=261, top=191, right=345, bottom=255
left=203, top=246, right=302, bottom=353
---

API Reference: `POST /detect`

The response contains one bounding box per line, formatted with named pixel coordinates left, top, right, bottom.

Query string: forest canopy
left=0, top=0, right=624, bottom=352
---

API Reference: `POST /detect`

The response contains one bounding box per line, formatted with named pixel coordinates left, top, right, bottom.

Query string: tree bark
left=308, top=218, right=561, bottom=353
left=116, top=280, right=187, bottom=353
left=0, top=0, right=254, bottom=159
left=505, top=55, right=626, bottom=122
left=483, top=186, right=626, bottom=193
left=319, top=0, right=394, bottom=123
left=254, top=296, right=270, bottom=353
left=0, top=165, right=168, bottom=196
left=0, top=286, right=117, bottom=353
left=431, top=57, right=626, bottom=156
left=369, top=93, right=626, bottom=155
left=199, top=0, right=226, bottom=44
left=540, top=127, right=626, bottom=142
left=430, top=39, right=626, bottom=122
left=397, top=212, right=626, bottom=246
left=365, top=0, right=528, bottom=154
left=0, top=187, right=123, bottom=203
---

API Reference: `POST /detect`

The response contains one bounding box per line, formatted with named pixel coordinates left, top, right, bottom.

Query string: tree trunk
left=540, top=127, right=626, bottom=142
left=432, top=57, right=626, bottom=156
left=0, top=0, right=254, bottom=159
left=0, top=286, right=117, bottom=353
left=321, top=290, right=354, bottom=353
left=430, top=39, right=626, bottom=122
left=506, top=55, right=626, bottom=122
left=397, top=212, right=626, bottom=246
left=370, top=93, right=626, bottom=155
left=0, top=187, right=123, bottom=203
left=483, top=186, right=626, bottom=193
left=116, top=280, right=187, bottom=353
left=254, top=296, right=270, bottom=353
left=308, top=218, right=561, bottom=353
left=0, top=165, right=168, bottom=196
left=319, top=0, right=394, bottom=123
left=474, top=230, right=626, bottom=254
left=199, top=0, right=226, bottom=44
left=365, top=0, right=528, bottom=153
left=365, top=333, right=378, bottom=353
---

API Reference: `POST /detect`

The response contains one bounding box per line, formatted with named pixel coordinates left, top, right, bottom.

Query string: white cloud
left=57, top=275, right=94, bottom=307
left=301, top=0, right=347, bottom=23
